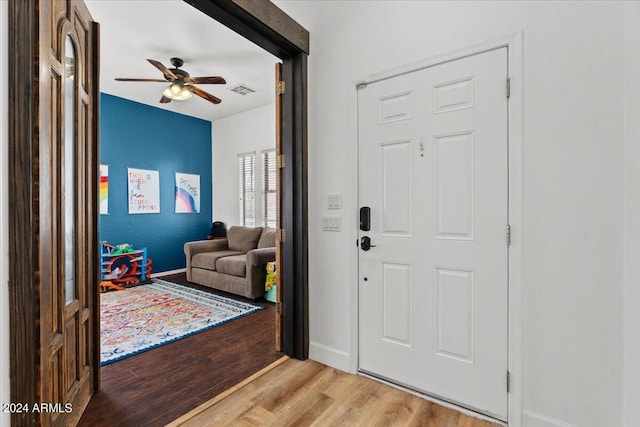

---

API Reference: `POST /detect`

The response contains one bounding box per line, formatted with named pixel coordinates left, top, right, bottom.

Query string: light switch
left=328, top=193, right=342, bottom=210
left=322, top=216, right=342, bottom=231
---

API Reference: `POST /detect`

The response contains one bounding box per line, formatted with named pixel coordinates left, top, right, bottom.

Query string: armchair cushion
left=216, top=255, right=247, bottom=277
left=227, top=226, right=263, bottom=252
left=192, top=250, right=244, bottom=270
left=257, top=228, right=277, bottom=248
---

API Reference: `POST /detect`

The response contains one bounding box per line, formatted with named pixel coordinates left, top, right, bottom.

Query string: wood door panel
left=10, top=0, right=98, bottom=425
left=275, top=62, right=283, bottom=351
left=51, top=351, right=61, bottom=406
left=50, top=1, right=66, bottom=55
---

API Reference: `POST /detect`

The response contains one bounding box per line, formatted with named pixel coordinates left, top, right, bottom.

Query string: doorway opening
left=7, top=0, right=309, bottom=425
left=81, top=1, right=292, bottom=424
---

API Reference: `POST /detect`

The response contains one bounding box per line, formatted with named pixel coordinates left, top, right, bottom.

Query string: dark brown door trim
left=184, top=0, right=309, bottom=57
left=186, top=0, right=310, bottom=359
left=280, top=54, right=309, bottom=358
left=8, top=2, right=39, bottom=423
left=91, top=21, right=102, bottom=392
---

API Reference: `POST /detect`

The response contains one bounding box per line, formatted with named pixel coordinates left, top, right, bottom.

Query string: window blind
left=262, top=149, right=277, bottom=228
left=238, top=153, right=256, bottom=227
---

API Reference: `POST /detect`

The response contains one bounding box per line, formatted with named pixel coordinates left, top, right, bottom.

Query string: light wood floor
left=168, top=358, right=501, bottom=427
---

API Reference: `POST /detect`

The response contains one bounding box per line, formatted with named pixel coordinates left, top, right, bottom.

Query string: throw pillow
left=227, top=226, right=264, bottom=252
left=258, top=228, right=277, bottom=248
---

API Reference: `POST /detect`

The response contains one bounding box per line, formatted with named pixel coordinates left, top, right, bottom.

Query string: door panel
left=275, top=61, right=283, bottom=351
left=381, top=262, right=412, bottom=346
left=434, top=266, right=474, bottom=363
left=380, top=140, right=412, bottom=236
left=358, top=48, right=508, bottom=420
left=40, top=1, right=98, bottom=425
left=433, top=131, right=474, bottom=239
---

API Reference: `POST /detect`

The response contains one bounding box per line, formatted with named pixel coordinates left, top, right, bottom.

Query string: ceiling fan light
left=180, top=86, right=192, bottom=100
left=163, top=83, right=192, bottom=101
left=162, top=86, right=174, bottom=98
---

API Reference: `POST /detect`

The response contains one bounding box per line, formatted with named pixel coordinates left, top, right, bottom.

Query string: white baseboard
left=152, top=268, right=186, bottom=277
left=523, top=410, right=578, bottom=427
left=309, top=341, right=350, bottom=372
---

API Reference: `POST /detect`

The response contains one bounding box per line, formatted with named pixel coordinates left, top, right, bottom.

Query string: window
left=262, top=149, right=277, bottom=228
left=238, top=152, right=256, bottom=226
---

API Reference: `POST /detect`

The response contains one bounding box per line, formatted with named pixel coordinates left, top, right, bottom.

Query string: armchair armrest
left=246, top=247, right=276, bottom=267
left=246, top=247, right=276, bottom=299
left=184, top=239, right=229, bottom=282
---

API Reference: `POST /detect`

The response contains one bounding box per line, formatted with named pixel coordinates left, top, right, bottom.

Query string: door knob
left=360, top=236, right=376, bottom=251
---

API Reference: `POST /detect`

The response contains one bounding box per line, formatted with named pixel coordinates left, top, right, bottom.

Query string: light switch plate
left=328, top=193, right=342, bottom=210
left=322, top=216, right=342, bottom=231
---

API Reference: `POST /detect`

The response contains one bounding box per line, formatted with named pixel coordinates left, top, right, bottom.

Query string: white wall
left=623, top=2, right=640, bottom=426
left=212, top=103, right=275, bottom=227
left=276, top=1, right=625, bottom=426
left=0, top=1, right=10, bottom=425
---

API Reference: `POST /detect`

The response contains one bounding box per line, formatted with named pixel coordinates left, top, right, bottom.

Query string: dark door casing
left=185, top=0, right=310, bottom=360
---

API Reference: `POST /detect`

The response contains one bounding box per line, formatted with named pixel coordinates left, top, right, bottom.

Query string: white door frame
left=351, top=32, right=524, bottom=426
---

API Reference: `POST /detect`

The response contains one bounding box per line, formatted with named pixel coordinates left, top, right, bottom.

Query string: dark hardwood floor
left=78, top=273, right=281, bottom=427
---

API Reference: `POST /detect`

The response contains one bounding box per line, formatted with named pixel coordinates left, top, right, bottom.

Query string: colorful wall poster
left=127, top=168, right=160, bottom=214
left=175, top=172, right=200, bottom=213
left=99, top=164, right=109, bottom=214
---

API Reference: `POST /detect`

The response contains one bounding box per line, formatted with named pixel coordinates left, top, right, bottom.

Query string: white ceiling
left=85, top=0, right=278, bottom=122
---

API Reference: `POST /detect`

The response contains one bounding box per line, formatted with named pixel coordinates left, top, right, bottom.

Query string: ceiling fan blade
left=191, top=86, right=222, bottom=104
left=190, top=76, right=226, bottom=85
left=115, top=78, right=167, bottom=82
left=147, top=59, right=177, bottom=80
left=160, top=95, right=171, bottom=104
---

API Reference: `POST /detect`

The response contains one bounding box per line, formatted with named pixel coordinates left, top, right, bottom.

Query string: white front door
left=358, top=47, right=509, bottom=420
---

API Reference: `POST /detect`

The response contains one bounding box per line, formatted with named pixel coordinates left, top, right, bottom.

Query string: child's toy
left=265, top=262, right=277, bottom=302
left=99, top=281, right=124, bottom=292
left=111, top=243, right=135, bottom=255
left=103, top=265, right=128, bottom=280
left=100, top=241, right=152, bottom=292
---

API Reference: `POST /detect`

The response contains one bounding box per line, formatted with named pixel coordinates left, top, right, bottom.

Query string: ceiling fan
left=115, top=57, right=226, bottom=105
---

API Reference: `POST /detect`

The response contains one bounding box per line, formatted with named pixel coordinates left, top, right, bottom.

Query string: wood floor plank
left=184, top=394, right=256, bottom=427
left=333, top=379, right=389, bottom=425
left=172, top=358, right=503, bottom=427
left=373, top=393, right=417, bottom=426
left=249, top=359, right=325, bottom=412
left=305, top=364, right=359, bottom=399
left=229, top=403, right=274, bottom=427
left=310, top=380, right=386, bottom=426
left=268, top=386, right=334, bottom=427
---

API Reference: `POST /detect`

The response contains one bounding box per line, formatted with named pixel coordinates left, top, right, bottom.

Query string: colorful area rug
left=100, top=278, right=262, bottom=366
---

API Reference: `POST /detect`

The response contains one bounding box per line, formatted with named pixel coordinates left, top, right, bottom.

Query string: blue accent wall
left=100, top=93, right=212, bottom=272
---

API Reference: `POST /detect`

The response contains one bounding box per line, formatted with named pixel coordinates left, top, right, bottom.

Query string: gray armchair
left=184, top=226, right=276, bottom=299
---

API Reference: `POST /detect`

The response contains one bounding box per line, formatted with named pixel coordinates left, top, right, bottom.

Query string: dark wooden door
left=8, top=1, right=99, bottom=425
left=275, top=62, right=283, bottom=351
left=42, top=1, right=99, bottom=425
